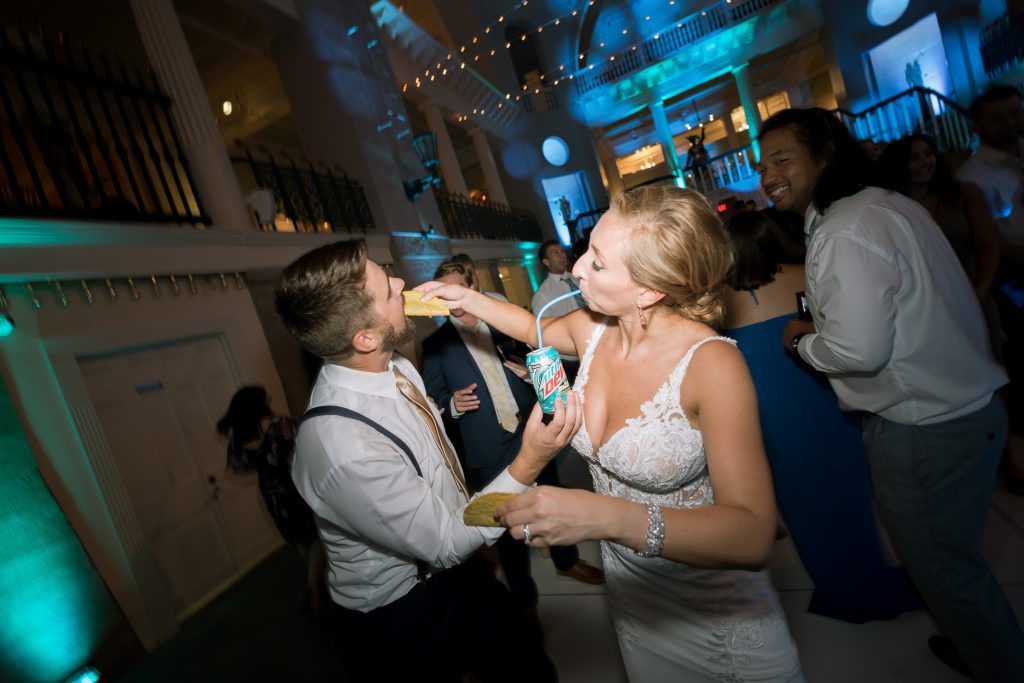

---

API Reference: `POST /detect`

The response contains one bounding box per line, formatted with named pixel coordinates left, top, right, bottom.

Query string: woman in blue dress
left=721, top=209, right=921, bottom=622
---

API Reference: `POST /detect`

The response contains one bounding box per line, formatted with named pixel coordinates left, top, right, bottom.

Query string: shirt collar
left=545, top=271, right=569, bottom=284
left=321, top=358, right=399, bottom=399
left=450, top=315, right=482, bottom=333
left=803, top=203, right=820, bottom=239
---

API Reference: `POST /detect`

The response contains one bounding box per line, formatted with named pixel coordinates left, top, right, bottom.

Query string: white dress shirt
left=797, top=187, right=1007, bottom=425
left=531, top=272, right=586, bottom=318
left=448, top=317, right=521, bottom=431
left=291, top=355, right=527, bottom=612
left=531, top=272, right=586, bottom=361
left=957, top=138, right=1024, bottom=246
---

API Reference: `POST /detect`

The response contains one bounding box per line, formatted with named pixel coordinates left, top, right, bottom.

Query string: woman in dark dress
left=721, top=210, right=921, bottom=623
left=217, top=387, right=321, bottom=602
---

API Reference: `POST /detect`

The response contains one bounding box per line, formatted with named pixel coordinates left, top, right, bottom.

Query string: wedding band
left=522, top=523, right=532, bottom=546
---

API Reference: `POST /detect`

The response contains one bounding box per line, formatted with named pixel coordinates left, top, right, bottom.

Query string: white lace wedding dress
left=572, top=323, right=805, bottom=682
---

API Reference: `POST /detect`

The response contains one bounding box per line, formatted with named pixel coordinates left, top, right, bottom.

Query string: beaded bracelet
left=636, top=503, right=665, bottom=558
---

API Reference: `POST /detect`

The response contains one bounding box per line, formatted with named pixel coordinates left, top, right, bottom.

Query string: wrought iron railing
left=980, top=11, right=1024, bottom=79
left=522, top=88, right=559, bottom=113
left=433, top=190, right=543, bottom=242
left=574, top=0, right=783, bottom=95
left=834, top=87, right=973, bottom=151
left=0, top=27, right=208, bottom=224
left=231, top=143, right=375, bottom=234
left=683, top=145, right=758, bottom=195
left=567, top=208, right=605, bottom=240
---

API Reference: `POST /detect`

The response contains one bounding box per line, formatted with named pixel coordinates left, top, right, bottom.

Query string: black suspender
left=300, top=405, right=431, bottom=583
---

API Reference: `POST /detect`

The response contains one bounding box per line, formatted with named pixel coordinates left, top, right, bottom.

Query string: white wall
left=0, top=277, right=293, bottom=649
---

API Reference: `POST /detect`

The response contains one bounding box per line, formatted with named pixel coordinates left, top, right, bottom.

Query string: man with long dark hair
left=760, top=108, right=1022, bottom=681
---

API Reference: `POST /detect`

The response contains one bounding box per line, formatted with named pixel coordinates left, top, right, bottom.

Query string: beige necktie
left=393, top=367, right=470, bottom=500
left=470, top=324, right=521, bottom=434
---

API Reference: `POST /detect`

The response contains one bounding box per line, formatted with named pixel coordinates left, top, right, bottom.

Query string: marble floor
left=530, top=484, right=1024, bottom=682
left=118, top=453, right=1023, bottom=682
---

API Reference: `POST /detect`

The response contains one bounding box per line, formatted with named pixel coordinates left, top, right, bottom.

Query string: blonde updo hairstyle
left=610, top=186, right=733, bottom=326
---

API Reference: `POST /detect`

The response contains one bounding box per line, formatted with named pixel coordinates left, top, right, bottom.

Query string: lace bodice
left=571, top=322, right=737, bottom=509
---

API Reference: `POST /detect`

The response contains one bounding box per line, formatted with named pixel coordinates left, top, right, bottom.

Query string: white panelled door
left=79, top=336, right=280, bottom=618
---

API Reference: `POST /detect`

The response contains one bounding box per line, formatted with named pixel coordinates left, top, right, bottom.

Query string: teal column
left=649, top=101, right=684, bottom=187
left=734, top=63, right=762, bottom=159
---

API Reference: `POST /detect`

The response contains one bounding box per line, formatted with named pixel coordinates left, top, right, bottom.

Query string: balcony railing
left=980, top=11, right=1024, bottom=79
left=231, top=143, right=375, bottom=234
left=433, top=190, right=543, bottom=242
left=683, top=145, right=758, bottom=195
left=0, top=27, right=208, bottom=225
left=522, top=88, right=559, bottom=113
left=567, top=207, right=605, bottom=241
left=835, top=87, right=972, bottom=152
left=574, top=0, right=783, bottom=96
left=632, top=88, right=970, bottom=196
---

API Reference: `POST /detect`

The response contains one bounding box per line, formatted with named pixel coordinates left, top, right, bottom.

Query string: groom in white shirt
left=275, top=239, right=579, bottom=682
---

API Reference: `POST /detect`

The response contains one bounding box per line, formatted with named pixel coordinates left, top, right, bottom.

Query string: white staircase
left=836, top=87, right=974, bottom=151
left=371, top=1, right=523, bottom=142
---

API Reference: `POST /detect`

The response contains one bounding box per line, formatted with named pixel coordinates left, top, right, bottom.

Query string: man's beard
left=381, top=317, right=416, bottom=351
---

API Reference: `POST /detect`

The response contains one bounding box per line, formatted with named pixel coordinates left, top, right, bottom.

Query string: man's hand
left=945, top=146, right=971, bottom=175
left=426, top=396, right=445, bottom=415
left=503, top=359, right=530, bottom=381
left=781, top=318, right=816, bottom=352
left=452, top=383, right=480, bottom=413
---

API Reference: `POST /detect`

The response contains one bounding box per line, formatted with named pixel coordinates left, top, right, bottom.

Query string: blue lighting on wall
left=864, top=13, right=951, bottom=106
left=866, top=0, right=909, bottom=27
left=0, top=378, right=117, bottom=683
left=65, top=667, right=100, bottom=683
left=542, top=137, right=569, bottom=166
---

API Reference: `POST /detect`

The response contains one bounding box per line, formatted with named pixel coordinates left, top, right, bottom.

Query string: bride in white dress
left=420, top=186, right=804, bottom=682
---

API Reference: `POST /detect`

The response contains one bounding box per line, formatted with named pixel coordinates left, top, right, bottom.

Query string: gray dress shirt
left=797, top=187, right=1006, bottom=425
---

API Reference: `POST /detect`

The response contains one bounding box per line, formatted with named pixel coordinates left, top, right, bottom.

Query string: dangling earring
left=637, top=303, right=648, bottom=328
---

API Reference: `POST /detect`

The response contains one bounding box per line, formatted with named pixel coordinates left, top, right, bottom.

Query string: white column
left=734, top=63, right=762, bottom=158
left=721, top=109, right=740, bottom=151
left=786, top=82, right=806, bottom=110
left=595, top=137, right=624, bottom=197
left=649, top=100, right=683, bottom=184
left=468, top=126, right=508, bottom=206
left=420, top=101, right=468, bottom=197
left=130, top=0, right=252, bottom=230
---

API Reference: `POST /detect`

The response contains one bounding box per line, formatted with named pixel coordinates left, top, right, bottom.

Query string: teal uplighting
left=0, top=379, right=118, bottom=683
left=525, top=260, right=540, bottom=293
left=0, top=314, right=13, bottom=338
left=65, top=667, right=100, bottom=683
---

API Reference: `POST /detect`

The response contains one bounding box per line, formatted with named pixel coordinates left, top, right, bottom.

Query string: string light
left=396, top=0, right=740, bottom=121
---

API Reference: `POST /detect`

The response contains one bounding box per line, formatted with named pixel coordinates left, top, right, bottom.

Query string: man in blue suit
left=422, top=261, right=604, bottom=612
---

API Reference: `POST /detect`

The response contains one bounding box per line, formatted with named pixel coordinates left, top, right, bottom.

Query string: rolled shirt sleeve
left=800, top=231, right=900, bottom=375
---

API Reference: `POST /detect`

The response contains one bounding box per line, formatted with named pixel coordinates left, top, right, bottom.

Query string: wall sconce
left=404, top=132, right=442, bottom=201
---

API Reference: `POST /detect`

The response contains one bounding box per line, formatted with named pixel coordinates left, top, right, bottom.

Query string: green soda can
left=525, top=346, right=570, bottom=415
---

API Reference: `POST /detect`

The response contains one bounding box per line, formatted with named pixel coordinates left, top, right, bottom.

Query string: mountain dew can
left=526, top=346, right=570, bottom=414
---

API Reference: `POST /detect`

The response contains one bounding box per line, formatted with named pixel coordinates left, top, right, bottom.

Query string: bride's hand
left=497, top=486, right=609, bottom=547
left=414, top=280, right=475, bottom=310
